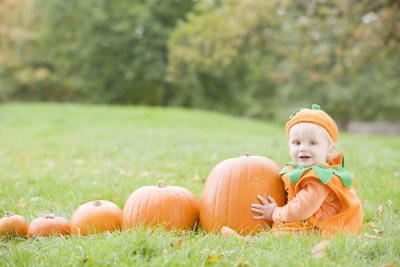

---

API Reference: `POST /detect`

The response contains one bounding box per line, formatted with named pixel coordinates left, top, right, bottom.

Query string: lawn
left=0, top=103, right=399, bottom=266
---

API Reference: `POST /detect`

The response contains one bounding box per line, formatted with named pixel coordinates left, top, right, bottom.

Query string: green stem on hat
left=289, top=108, right=304, bottom=119
left=312, top=104, right=321, bottom=110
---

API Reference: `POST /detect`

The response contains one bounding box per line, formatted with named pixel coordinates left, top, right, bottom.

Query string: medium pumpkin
left=122, top=180, right=200, bottom=231
left=27, top=214, right=70, bottom=238
left=70, top=200, right=123, bottom=236
left=0, top=211, right=29, bottom=238
left=199, top=153, right=287, bottom=235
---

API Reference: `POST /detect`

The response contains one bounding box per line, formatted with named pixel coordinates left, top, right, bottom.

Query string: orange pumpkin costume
left=271, top=104, right=363, bottom=236
left=272, top=153, right=363, bottom=236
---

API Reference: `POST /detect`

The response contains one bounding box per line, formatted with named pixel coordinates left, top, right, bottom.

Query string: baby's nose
left=300, top=144, right=308, bottom=151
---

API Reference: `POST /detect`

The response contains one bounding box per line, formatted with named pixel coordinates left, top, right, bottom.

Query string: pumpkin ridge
left=160, top=185, right=168, bottom=226
left=231, top=157, right=242, bottom=230
left=168, top=187, right=178, bottom=227
left=150, top=186, right=159, bottom=226
left=132, top=187, right=149, bottom=227
left=171, top=189, right=181, bottom=228
left=222, top=163, right=229, bottom=229
left=230, top=158, right=239, bottom=229
left=174, top=188, right=183, bottom=227
left=136, top=188, right=148, bottom=227
left=214, top=164, right=223, bottom=230
left=137, top=188, right=150, bottom=226
left=126, top=188, right=141, bottom=227
left=245, top=156, right=255, bottom=232
left=181, top=187, right=197, bottom=210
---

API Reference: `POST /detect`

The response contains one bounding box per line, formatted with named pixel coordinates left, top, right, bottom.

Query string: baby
left=223, top=104, right=363, bottom=237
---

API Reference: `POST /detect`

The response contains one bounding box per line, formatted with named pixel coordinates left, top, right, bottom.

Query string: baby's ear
left=326, top=144, right=334, bottom=158
left=329, top=142, right=336, bottom=152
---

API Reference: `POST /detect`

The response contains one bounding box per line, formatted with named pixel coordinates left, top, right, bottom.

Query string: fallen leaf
left=364, top=233, right=379, bottom=239
left=373, top=228, right=383, bottom=235
left=311, top=240, right=330, bottom=259
left=235, top=257, right=249, bottom=267
left=191, top=174, right=200, bottom=182
left=170, top=231, right=185, bottom=248
left=366, top=222, right=375, bottom=228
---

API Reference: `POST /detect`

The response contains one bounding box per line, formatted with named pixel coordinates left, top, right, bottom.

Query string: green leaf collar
left=279, top=161, right=352, bottom=188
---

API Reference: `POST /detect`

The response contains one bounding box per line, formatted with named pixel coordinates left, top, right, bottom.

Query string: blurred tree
left=168, top=0, right=400, bottom=124
left=36, top=0, right=195, bottom=104
left=168, top=0, right=286, bottom=118
left=0, top=0, right=51, bottom=101
left=273, top=0, right=400, bottom=125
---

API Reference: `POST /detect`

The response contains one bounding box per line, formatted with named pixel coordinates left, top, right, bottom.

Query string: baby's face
left=288, top=123, right=331, bottom=167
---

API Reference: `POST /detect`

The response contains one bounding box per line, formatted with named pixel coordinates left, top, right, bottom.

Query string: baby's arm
left=272, top=182, right=331, bottom=223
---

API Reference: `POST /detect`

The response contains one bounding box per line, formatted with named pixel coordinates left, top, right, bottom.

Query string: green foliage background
left=0, top=0, right=399, bottom=124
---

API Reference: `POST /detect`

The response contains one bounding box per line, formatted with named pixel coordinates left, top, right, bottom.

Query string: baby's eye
left=309, top=141, right=317, bottom=145
left=292, top=141, right=301, bottom=145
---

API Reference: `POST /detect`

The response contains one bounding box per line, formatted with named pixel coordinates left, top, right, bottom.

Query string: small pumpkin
left=122, top=180, right=200, bottom=231
left=199, top=153, right=287, bottom=235
left=0, top=211, right=29, bottom=238
left=70, top=200, right=123, bottom=236
left=27, top=214, right=70, bottom=238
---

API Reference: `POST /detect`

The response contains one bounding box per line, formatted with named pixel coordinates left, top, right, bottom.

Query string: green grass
left=0, top=102, right=399, bottom=266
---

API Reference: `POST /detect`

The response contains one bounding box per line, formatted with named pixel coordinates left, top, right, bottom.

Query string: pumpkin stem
left=240, top=152, right=251, bottom=157
left=158, top=180, right=167, bottom=188
left=44, top=214, right=55, bottom=219
left=93, top=200, right=102, bottom=206
left=5, top=211, right=14, bottom=217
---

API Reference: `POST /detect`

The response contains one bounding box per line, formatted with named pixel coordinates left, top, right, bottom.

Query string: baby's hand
left=251, top=195, right=277, bottom=221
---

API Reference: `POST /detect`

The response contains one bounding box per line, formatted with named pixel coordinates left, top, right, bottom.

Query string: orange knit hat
left=286, top=104, right=338, bottom=143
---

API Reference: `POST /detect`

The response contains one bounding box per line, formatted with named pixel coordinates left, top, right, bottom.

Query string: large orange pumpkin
left=70, top=200, right=123, bottom=236
left=27, top=214, right=70, bottom=238
left=199, top=153, right=287, bottom=235
left=122, top=180, right=200, bottom=231
left=0, top=211, right=29, bottom=238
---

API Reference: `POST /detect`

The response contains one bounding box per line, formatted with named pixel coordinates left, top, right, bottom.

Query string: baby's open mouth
left=299, top=156, right=311, bottom=159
